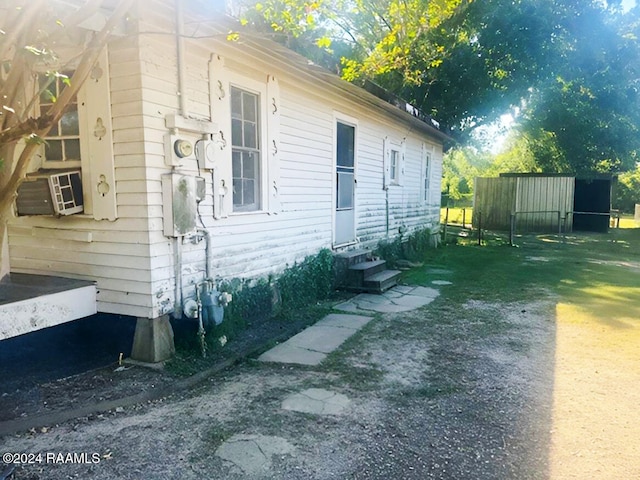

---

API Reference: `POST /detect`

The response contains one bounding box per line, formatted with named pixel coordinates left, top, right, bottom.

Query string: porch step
left=347, top=259, right=387, bottom=284
left=334, top=249, right=402, bottom=294
left=336, top=248, right=372, bottom=265
left=363, top=269, right=402, bottom=293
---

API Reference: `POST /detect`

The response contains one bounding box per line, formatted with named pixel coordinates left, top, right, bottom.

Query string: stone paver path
left=335, top=285, right=440, bottom=314
left=222, top=284, right=444, bottom=475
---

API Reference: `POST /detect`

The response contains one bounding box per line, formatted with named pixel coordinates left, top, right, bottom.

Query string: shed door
left=335, top=122, right=356, bottom=245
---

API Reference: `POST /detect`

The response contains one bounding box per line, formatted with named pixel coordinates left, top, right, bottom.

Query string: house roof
left=184, top=5, right=450, bottom=143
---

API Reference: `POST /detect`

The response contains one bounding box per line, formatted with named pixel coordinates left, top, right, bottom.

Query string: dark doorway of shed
left=573, top=179, right=611, bottom=233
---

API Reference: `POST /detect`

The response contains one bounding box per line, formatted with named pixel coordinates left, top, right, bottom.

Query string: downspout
left=176, top=0, right=188, bottom=116
left=385, top=188, right=390, bottom=238
left=197, top=227, right=212, bottom=279
left=173, top=0, right=187, bottom=318
left=174, top=238, right=183, bottom=319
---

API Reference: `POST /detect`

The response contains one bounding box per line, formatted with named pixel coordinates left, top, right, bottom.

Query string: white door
left=335, top=121, right=356, bottom=245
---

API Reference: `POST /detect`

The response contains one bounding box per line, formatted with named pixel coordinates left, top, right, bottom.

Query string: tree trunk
left=0, top=141, right=17, bottom=282
left=0, top=220, right=8, bottom=281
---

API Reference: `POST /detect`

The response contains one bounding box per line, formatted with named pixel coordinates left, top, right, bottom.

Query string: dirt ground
left=1, top=233, right=639, bottom=479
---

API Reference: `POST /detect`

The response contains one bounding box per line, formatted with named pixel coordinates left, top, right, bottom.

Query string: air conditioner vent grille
left=16, top=170, right=84, bottom=216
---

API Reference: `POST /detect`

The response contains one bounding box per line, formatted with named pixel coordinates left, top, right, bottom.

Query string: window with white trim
left=19, top=48, right=118, bottom=221
left=40, top=72, right=81, bottom=168
left=231, top=86, right=261, bottom=212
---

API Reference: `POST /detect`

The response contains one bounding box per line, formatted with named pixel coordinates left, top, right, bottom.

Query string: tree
left=441, top=147, right=492, bottom=204
left=518, top=3, right=640, bottom=174
left=0, top=0, right=133, bottom=279
left=614, top=165, right=640, bottom=213
left=237, top=0, right=640, bottom=175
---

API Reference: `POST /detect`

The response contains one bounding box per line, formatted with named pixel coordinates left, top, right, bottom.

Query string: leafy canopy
left=235, top=0, right=640, bottom=175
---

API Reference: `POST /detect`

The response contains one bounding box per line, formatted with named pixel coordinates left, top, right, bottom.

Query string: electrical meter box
left=162, top=173, right=197, bottom=237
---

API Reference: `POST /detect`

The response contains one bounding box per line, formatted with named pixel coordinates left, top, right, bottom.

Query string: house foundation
left=130, top=315, right=175, bottom=364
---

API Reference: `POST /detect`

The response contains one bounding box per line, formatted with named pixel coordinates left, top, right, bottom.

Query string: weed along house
left=2, top=1, right=446, bottom=361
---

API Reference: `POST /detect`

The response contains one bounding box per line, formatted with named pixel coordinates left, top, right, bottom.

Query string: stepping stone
left=315, top=313, right=372, bottom=330
left=333, top=301, right=361, bottom=313
left=216, top=434, right=295, bottom=475
left=288, top=325, right=358, bottom=353
left=407, top=286, right=440, bottom=298
left=258, top=314, right=373, bottom=366
left=392, top=285, right=415, bottom=294
left=345, top=289, right=439, bottom=313
left=258, top=343, right=327, bottom=366
left=432, top=280, right=452, bottom=286
left=281, top=388, right=350, bottom=415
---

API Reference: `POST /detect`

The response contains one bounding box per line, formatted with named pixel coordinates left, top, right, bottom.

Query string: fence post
left=462, top=208, right=467, bottom=229
left=557, top=210, right=561, bottom=236
left=562, top=215, right=567, bottom=243
left=442, top=207, right=449, bottom=242
left=477, top=210, right=482, bottom=246
left=509, top=213, right=515, bottom=246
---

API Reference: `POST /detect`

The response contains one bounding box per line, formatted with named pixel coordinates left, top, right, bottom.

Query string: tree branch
left=0, top=0, right=135, bottom=215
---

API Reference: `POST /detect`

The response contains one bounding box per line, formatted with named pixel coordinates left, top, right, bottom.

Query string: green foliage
left=517, top=4, right=640, bottom=174
left=170, top=249, right=336, bottom=367
left=248, top=0, right=324, bottom=37
left=277, top=248, right=334, bottom=314
left=613, top=166, right=640, bottom=213
left=236, top=0, right=640, bottom=177
left=217, top=248, right=334, bottom=331
left=441, top=147, right=492, bottom=201
left=374, top=227, right=434, bottom=268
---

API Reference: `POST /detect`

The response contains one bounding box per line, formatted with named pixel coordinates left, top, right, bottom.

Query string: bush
left=277, top=248, right=334, bottom=315
left=374, top=226, right=434, bottom=268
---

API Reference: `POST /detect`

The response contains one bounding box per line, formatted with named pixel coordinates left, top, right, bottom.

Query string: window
left=383, top=139, right=402, bottom=188
left=231, top=86, right=261, bottom=212
left=40, top=73, right=81, bottom=168
left=20, top=48, right=118, bottom=220
left=423, top=151, right=431, bottom=202
left=336, top=122, right=355, bottom=210
left=390, top=149, right=400, bottom=184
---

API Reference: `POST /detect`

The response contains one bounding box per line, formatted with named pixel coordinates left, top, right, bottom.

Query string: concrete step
left=363, top=269, right=402, bottom=293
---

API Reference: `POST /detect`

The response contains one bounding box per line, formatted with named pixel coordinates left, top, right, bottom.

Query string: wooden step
left=348, top=259, right=387, bottom=281
left=335, top=248, right=370, bottom=266
left=363, top=269, right=402, bottom=293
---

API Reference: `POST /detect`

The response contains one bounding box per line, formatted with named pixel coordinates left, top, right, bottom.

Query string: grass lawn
left=618, top=213, right=639, bottom=228
left=440, top=206, right=473, bottom=226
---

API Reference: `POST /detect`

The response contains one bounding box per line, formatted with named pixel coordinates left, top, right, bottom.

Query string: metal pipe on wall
left=176, top=0, right=188, bottom=117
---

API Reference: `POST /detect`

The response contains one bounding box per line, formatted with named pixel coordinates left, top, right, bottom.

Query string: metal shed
left=473, top=174, right=575, bottom=233
left=473, top=173, right=615, bottom=234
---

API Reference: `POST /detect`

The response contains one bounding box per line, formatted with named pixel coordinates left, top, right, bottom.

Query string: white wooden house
left=2, top=0, right=446, bottom=359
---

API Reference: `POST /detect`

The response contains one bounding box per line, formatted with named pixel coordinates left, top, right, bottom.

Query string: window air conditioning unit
left=16, top=170, right=84, bottom=216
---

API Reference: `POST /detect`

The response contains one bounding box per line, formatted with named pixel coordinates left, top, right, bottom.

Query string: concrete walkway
left=219, top=284, right=443, bottom=475
left=257, top=285, right=442, bottom=367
